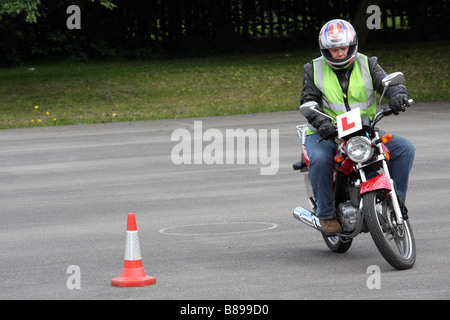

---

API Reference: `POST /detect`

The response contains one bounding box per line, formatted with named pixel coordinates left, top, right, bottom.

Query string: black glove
left=318, top=121, right=336, bottom=140
left=389, top=94, right=410, bottom=115
left=306, top=112, right=328, bottom=129
left=306, top=112, right=336, bottom=140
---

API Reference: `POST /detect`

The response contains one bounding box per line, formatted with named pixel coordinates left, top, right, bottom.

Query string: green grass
left=0, top=41, right=448, bottom=129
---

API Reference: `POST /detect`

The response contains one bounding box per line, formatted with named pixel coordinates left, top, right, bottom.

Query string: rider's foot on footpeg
left=319, top=218, right=342, bottom=235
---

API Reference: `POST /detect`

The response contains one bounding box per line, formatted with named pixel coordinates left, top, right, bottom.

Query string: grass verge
left=0, top=41, right=448, bottom=129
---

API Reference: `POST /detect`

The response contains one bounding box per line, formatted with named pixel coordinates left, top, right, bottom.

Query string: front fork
left=381, top=160, right=404, bottom=225
left=358, top=132, right=404, bottom=225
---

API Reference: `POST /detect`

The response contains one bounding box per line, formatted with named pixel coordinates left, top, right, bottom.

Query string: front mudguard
left=359, top=173, right=392, bottom=196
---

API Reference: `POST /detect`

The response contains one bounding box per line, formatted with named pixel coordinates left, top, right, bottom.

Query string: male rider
left=300, top=19, right=415, bottom=235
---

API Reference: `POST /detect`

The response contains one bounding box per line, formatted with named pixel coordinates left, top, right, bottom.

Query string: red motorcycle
left=293, top=72, right=416, bottom=270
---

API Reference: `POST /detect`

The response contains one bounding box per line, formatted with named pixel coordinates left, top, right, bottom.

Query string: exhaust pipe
left=293, top=206, right=322, bottom=232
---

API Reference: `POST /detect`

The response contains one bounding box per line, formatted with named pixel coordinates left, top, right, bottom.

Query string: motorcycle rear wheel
left=363, top=190, right=416, bottom=270
left=322, top=234, right=352, bottom=253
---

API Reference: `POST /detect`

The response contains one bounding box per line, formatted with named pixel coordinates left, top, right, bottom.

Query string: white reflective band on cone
left=124, top=230, right=142, bottom=261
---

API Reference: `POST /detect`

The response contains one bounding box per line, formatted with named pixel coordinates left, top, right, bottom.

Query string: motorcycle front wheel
left=363, top=190, right=416, bottom=270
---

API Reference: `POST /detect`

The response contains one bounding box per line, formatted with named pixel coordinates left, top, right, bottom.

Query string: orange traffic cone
left=111, top=213, right=156, bottom=287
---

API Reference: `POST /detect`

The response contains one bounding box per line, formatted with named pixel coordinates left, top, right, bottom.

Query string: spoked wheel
left=363, top=190, right=416, bottom=270
left=322, top=233, right=352, bottom=253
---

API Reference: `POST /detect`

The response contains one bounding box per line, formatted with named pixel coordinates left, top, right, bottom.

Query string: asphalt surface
left=0, top=101, right=449, bottom=301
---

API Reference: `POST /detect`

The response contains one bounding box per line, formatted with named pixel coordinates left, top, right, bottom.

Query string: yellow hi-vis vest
left=307, top=53, right=376, bottom=135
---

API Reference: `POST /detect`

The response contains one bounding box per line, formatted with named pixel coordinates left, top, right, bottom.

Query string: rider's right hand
left=307, top=112, right=329, bottom=128
left=318, top=121, right=336, bottom=140
left=306, top=112, right=336, bottom=140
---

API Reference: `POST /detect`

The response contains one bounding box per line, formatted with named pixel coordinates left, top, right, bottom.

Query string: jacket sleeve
left=300, top=62, right=323, bottom=115
left=368, top=56, right=408, bottom=99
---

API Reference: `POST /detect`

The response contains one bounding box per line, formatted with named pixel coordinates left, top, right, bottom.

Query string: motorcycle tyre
left=363, top=190, right=416, bottom=270
left=322, top=233, right=352, bottom=253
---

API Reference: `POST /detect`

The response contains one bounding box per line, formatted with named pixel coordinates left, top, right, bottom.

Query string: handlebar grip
left=382, top=99, right=414, bottom=115
left=382, top=105, right=393, bottom=116
left=401, top=98, right=413, bottom=111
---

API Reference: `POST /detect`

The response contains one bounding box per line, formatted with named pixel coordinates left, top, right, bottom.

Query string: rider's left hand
left=389, top=94, right=411, bottom=115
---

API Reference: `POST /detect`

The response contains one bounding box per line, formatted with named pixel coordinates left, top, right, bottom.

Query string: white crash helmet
left=319, top=19, right=358, bottom=69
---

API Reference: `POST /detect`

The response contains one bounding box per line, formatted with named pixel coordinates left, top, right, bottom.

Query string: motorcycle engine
left=337, top=201, right=358, bottom=232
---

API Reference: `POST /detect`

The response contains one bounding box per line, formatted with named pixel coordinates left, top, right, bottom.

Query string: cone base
left=111, top=260, right=156, bottom=287
left=111, top=275, right=156, bottom=287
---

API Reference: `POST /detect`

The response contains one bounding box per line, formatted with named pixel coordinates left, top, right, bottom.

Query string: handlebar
left=371, top=98, right=413, bottom=128
left=380, top=98, right=414, bottom=116
left=302, top=98, right=413, bottom=142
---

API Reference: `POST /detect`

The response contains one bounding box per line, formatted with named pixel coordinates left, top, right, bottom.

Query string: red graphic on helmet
left=330, top=24, right=343, bottom=39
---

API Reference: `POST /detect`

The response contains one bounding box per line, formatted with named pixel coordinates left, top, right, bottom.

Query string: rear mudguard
left=359, top=173, right=392, bottom=196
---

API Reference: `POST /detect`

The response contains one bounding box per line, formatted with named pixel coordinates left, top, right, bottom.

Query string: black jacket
left=300, top=55, right=408, bottom=113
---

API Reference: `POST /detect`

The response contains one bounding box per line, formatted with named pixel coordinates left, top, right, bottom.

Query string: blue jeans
left=305, top=132, right=415, bottom=219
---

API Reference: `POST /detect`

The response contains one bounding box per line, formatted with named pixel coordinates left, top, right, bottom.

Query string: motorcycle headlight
left=347, top=136, right=374, bottom=163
